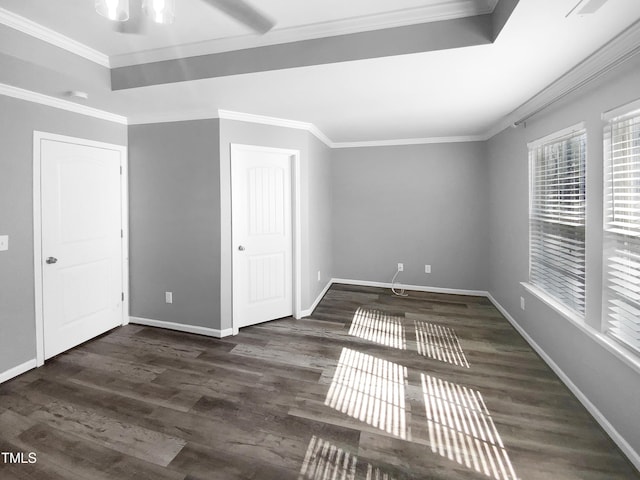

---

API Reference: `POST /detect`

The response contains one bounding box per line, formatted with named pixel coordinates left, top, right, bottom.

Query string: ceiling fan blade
left=567, top=0, right=609, bottom=16
left=201, top=0, right=275, bottom=34
left=577, top=0, right=609, bottom=14
left=113, top=0, right=146, bottom=34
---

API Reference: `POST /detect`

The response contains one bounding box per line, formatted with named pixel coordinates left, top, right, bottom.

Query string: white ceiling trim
left=218, top=109, right=334, bottom=147
left=128, top=110, right=222, bottom=126
left=110, top=0, right=497, bottom=67
left=217, top=110, right=490, bottom=147
left=0, top=7, right=110, bottom=68
left=486, top=18, right=640, bottom=139
left=0, top=83, right=127, bottom=124
left=129, top=108, right=489, bottom=146
left=332, top=135, right=488, bottom=148
left=128, top=108, right=333, bottom=146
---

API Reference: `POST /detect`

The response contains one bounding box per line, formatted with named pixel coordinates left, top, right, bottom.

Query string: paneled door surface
left=232, top=145, right=293, bottom=329
left=41, top=138, right=124, bottom=359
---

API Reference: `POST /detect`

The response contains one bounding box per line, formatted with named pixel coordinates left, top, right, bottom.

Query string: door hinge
left=121, top=292, right=124, bottom=301
left=121, top=229, right=124, bottom=238
left=120, top=165, right=123, bottom=175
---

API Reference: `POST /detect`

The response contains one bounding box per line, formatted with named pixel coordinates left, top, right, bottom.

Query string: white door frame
left=230, top=143, right=302, bottom=333
left=32, top=131, right=129, bottom=367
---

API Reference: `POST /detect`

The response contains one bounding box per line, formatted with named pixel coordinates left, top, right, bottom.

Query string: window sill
left=520, top=282, right=640, bottom=376
left=521, top=282, right=584, bottom=325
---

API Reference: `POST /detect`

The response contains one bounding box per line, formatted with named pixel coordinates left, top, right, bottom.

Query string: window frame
left=602, top=103, right=640, bottom=356
left=527, top=122, right=587, bottom=318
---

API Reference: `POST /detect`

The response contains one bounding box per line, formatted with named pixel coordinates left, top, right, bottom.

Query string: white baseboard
left=300, top=280, right=333, bottom=317
left=486, top=293, right=640, bottom=472
left=129, top=316, right=233, bottom=338
left=331, top=278, right=488, bottom=297
left=0, top=358, right=37, bottom=384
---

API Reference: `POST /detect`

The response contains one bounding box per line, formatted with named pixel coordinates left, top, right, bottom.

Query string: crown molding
left=110, top=0, right=496, bottom=67
left=218, top=109, right=334, bottom=147
left=0, top=7, right=110, bottom=68
left=127, top=110, right=221, bottom=126
left=218, top=109, right=314, bottom=130
left=307, top=125, right=334, bottom=148
left=0, top=83, right=127, bottom=124
left=134, top=109, right=488, bottom=147
left=129, top=109, right=333, bottom=146
left=217, top=110, right=489, bottom=148
left=332, top=134, right=489, bottom=149
left=486, top=18, right=640, bottom=139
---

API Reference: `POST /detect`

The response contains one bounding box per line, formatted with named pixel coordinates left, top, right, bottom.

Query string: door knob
left=238, top=245, right=245, bottom=251
left=46, top=257, right=58, bottom=264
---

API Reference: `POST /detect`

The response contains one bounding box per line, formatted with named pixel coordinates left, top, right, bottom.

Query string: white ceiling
left=0, top=0, right=498, bottom=63
left=1, top=0, right=640, bottom=142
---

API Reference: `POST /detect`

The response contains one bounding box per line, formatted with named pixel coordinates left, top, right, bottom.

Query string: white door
left=40, top=138, right=124, bottom=359
left=232, top=145, right=293, bottom=328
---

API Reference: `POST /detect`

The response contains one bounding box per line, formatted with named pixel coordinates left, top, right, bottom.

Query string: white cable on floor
left=391, top=268, right=408, bottom=297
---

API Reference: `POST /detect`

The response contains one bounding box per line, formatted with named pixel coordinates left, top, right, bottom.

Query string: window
left=604, top=110, right=640, bottom=355
left=528, top=124, right=587, bottom=316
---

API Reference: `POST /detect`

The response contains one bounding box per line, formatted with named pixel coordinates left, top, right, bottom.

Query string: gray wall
left=128, top=120, right=221, bottom=329
left=331, top=143, right=489, bottom=291
left=305, top=134, right=333, bottom=306
left=487, top=53, right=640, bottom=456
left=0, top=95, right=126, bottom=374
left=218, top=119, right=333, bottom=330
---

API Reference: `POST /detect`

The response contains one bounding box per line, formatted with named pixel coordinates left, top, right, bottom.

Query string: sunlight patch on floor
left=298, top=436, right=357, bottom=480
left=298, top=436, right=399, bottom=480
left=422, top=374, right=517, bottom=480
left=325, top=348, right=408, bottom=439
left=349, top=307, right=406, bottom=350
left=415, top=320, right=469, bottom=368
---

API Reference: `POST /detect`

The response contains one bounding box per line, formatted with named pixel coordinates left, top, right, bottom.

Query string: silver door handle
left=46, top=257, right=58, bottom=264
left=238, top=245, right=245, bottom=251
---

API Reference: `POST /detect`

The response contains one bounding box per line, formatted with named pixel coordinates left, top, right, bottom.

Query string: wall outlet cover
left=425, top=264, right=431, bottom=273
left=397, top=263, right=404, bottom=272
left=0, top=235, right=8, bottom=251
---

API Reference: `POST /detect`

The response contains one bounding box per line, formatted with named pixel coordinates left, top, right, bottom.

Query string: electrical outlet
left=520, top=296, right=525, bottom=310
left=317, top=271, right=321, bottom=282
left=425, top=264, right=431, bottom=274
left=0, top=235, right=7, bottom=252
left=397, top=263, right=404, bottom=272
left=165, top=292, right=173, bottom=304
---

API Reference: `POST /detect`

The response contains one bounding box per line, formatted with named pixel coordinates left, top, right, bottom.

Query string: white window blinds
left=604, top=112, right=640, bottom=355
left=529, top=127, right=587, bottom=316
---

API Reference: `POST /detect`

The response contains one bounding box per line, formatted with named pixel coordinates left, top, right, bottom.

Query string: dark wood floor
left=1, top=284, right=638, bottom=479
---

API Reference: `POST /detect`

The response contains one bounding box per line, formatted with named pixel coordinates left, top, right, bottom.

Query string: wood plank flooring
left=1, top=284, right=638, bottom=479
